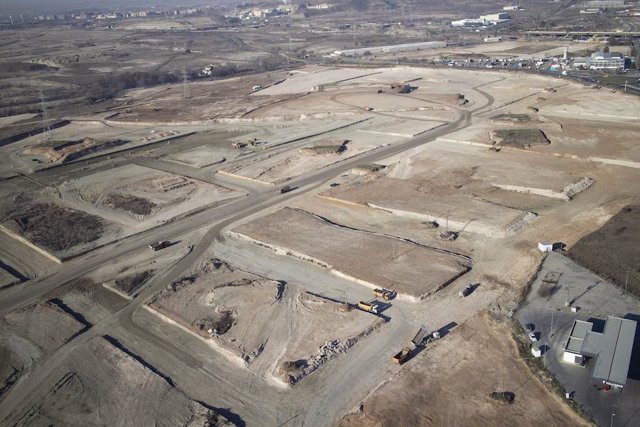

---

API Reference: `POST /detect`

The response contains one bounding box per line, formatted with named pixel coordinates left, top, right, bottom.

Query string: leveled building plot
left=219, top=137, right=381, bottom=185
left=0, top=165, right=242, bottom=260
left=231, top=208, right=471, bottom=299
left=163, top=144, right=227, bottom=168
left=148, top=258, right=381, bottom=385
left=4, top=336, right=231, bottom=426
left=58, top=164, right=243, bottom=232
left=385, top=142, right=594, bottom=201
left=320, top=175, right=536, bottom=238
left=0, top=119, right=192, bottom=175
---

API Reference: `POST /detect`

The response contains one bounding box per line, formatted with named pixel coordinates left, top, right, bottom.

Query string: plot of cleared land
left=6, top=336, right=231, bottom=426
left=149, top=258, right=380, bottom=384
left=340, top=313, right=589, bottom=427
left=254, top=67, right=376, bottom=96
left=163, top=144, right=226, bottom=168
left=383, top=141, right=593, bottom=200
left=0, top=120, right=192, bottom=174
left=58, top=164, right=243, bottom=232
left=537, top=84, right=640, bottom=123
left=220, top=137, right=381, bottom=185
left=321, top=174, right=535, bottom=238
left=232, top=208, right=471, bottom=299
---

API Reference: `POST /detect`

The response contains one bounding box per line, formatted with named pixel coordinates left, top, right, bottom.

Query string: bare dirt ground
left=220, top=134, right=382, bottom=185
left=231, top=207, right=471, bottom=299
left=58, top=164, right=243, bottom=232
left=5, top=335, right=231, bottom=426
left=148, top=257, right=382, bottom=385
left=340, top=312, right=590, bottom=427
left=320, top=170, right=535, bottom=238
left=0, top=278, right=126, bottom=400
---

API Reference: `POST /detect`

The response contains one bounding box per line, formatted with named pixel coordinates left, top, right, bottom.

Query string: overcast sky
left=0, top=1, right=216, bottom=15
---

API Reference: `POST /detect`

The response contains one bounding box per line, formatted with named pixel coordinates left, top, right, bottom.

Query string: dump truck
left=411, top=325, right=430, bottom=348
left=373, top=288, right=396, bottom=300
left=392, top=347, right=412, bottom=364
left=149, top=241, right=171, bottom=251
left=279, top=185, right=293, bottom=194
left=357, top=301, right=379, bottom=314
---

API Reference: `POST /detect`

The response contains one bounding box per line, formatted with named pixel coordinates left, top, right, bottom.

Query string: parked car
left=529, top=332, right=538, bottom=342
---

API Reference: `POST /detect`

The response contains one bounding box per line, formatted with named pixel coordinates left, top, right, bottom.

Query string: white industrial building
left=583, top=0, right=626, bottom=8
left=563, top=317, right=637, bottom=388
left=332, top=41, right=446, bottom=57
left=451, top=12, right=510, bottom=27
left=589, top=51, right=626, bottom=70
left=572, top=51, right=626, bottom=70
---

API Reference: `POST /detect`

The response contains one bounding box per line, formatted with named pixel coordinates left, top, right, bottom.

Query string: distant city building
left=584, top=0, right=626, bottom=8
left=332, top=41, right=446, bottom=57
left=451, top=12, right=510, bottom=27
left=571, top=51, right=626, bottom=70
left=589, top=51, right=626, bottom=69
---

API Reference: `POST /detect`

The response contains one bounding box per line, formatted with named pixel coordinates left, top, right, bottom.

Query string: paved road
left=0, top=80, right=496, bottom=425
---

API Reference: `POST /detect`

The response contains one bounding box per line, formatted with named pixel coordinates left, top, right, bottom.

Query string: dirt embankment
left=570, top=205, right=640, bottom=297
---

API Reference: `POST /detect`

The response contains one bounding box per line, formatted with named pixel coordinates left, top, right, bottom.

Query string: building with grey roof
left=563, top=316, right=637, bottom=388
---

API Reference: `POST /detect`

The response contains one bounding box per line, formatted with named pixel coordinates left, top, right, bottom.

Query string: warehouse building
left=563, top=316, right=637, bottom=388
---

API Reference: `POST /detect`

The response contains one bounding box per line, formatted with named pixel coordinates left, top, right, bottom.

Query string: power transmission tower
left=182, top=68, right=191, bottom=100
left=39, top=92, right=52, bottom=144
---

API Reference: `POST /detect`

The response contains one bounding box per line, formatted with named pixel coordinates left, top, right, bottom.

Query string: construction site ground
left=231, top=207, right=471, bottom=300
left=147, top=255, right=382, bottom=386
left=339, top=311, right=590, bottom=427
left=1, top=335, right=231, bottom=426
left=1, top=62, right=640, bottom=426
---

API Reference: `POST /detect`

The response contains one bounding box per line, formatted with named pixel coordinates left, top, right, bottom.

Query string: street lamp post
left=610, top=412, right=615, bottom=427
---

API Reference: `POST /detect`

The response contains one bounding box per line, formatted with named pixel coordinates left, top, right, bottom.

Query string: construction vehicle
left=248, top=137, right=258, bottom=146
left=279, top=185, right=293, bottom=194
left=459, top=283, right=473, bottom=297
left=357, top=300, right=379, bottom=314
left=373, top=288, right=396, bottom=300
left=392, top=347, right=412, bottom=364
left=411, top=325, right=430, bottom=348
left=231, top=142, right=246, bottom=149
left=149, top=241, right=171, bottom=251
left=364, top=106, right=374, bottom=111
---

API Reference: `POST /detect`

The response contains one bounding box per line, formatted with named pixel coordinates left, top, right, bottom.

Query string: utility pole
left=182, top=68, right=191, bottom=100
left=39, top=91, right=52, bottom=144
left=624, top=270, right=629, bottom=295
left=550, top=311, right=555, bottom=338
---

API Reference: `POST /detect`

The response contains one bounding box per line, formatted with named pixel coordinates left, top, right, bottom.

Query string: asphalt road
left=0, top=80, right=496, bottom=425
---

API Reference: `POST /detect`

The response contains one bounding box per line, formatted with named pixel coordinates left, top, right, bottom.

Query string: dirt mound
left=489, top=129, right=550, bottom=148
left=104, top=193, right=157, bottom=216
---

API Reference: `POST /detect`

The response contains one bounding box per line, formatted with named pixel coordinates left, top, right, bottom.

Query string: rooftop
left=581, top=317, right=637, bottom=387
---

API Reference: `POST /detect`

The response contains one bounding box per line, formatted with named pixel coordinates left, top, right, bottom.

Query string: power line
left=182, top=68, right=191, bottom=100
left=39, top=91, right=52, bottom=144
